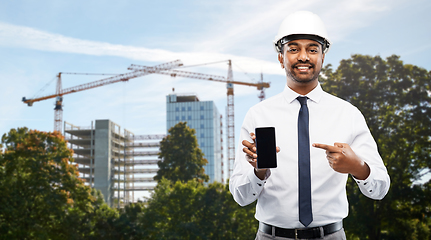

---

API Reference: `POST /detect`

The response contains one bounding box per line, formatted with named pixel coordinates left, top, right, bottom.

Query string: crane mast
left=54, top=73, right=63, bottom=133
left=258, top=72, right=266, bottom=102
left=226, top=60, right=235, bottom=178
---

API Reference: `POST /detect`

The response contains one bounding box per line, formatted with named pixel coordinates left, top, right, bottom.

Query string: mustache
left=292, top=61, right=315, bottom=68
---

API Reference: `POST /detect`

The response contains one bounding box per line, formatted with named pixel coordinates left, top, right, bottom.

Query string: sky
left=1, top=0, right=430, bottom=191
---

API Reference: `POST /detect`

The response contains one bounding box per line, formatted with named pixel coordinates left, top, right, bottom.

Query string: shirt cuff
left=353, top=166, right=375, bottom=192
left=247, top=168, right=271, bottom=197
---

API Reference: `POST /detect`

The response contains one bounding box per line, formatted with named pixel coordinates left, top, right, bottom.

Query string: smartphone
left=255, top=127, right=277, bottom=169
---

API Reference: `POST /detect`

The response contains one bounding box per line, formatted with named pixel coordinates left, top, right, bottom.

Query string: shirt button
left=257, top=183, right=262, bottom=187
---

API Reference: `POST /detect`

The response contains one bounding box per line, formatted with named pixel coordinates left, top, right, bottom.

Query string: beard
left=285, top=61, right=320, bottom=84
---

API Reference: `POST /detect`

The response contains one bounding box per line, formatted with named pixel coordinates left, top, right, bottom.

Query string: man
left=229, top=11, right=390, bottom=239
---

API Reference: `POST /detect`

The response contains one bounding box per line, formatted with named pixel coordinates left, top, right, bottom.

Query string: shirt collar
left=283, top=82, right=323, bottom=104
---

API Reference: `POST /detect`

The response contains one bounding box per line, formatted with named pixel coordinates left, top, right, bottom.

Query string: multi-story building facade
left=64, top=120, right=162, bottom=207
left=166, top=93, right=223, bottom=183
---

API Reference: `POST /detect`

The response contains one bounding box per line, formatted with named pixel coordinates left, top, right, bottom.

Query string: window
left=188, top=115, right=192, bottom=120
left=181, top=107, right=185, bottom=111
left=175, top=107, right=179, bottom=112
left=188, top=106, right=192, bottom=111
left=200, top=115, right=204, bottom=120
left=201, top=142, right=205, bottom=147
left=175, top=116, right=179, bottom=121
left=200, top=106, right=204, bottom=110
left=200, top=124, right=204, bottom=129
left=181, top=116, right=186, bottom=120
left=200, top=133, right=205, bottom=138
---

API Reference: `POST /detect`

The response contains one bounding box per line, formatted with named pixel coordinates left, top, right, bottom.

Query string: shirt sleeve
left=229, top=110, right=271, bottom=206
left=350, top=108, right=391, bottom=200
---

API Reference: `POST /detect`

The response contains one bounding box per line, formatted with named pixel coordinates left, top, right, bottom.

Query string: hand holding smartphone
left=255, top=127, right=277, bottom=169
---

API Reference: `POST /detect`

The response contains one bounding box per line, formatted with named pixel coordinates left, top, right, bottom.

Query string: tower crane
left=22, top=60, right=183, bottom=133
left=128, top=60, right=270, bottom=179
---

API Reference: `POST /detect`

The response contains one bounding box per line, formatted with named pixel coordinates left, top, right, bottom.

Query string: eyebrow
left=287, top=42, right=320, bottom=48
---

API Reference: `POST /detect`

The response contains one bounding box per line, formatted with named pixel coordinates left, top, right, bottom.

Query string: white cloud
left=318, top=0, right=397, bottom=42
left=191, top=0, right=399, bottom=54
left=0, top=22, right=282, bottom=77
left=0, top=0, right=402, bottom=80
left=193, top=0, right=314, bottom=51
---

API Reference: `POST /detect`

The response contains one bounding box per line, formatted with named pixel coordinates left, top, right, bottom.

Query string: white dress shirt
left=229, top=83, right=390, bottom=229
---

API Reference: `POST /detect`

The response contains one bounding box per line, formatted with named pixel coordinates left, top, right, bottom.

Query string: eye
left=309, top=48, right=320, bottom=53
left=288, top=48, right=298, bottom=53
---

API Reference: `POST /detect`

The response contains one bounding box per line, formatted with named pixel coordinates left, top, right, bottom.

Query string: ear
left=322, top=53, right=325, bottom=64
left=278, top=53, right=284, bottom=69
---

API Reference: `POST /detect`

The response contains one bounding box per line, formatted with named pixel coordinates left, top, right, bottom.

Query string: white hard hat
left=273, top=11, right=331, bottom=54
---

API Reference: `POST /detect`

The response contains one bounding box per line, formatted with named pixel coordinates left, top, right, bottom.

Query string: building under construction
left=64, top=120, right=164, bottom=207
left=64, top=107, right=224, bottom=206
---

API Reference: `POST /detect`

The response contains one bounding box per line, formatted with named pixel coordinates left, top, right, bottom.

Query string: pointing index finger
left=312, top=143, right=343, bottom=153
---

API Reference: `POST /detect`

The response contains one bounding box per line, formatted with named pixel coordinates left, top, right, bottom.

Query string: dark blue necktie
left=297, top=96, right=313, bottom=227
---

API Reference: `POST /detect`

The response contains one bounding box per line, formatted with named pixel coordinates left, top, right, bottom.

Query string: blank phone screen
left=255, top=127, right=277, bottom=169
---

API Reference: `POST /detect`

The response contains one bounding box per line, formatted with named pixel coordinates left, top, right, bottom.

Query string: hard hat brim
left=275, top=34, right=330, bottom=54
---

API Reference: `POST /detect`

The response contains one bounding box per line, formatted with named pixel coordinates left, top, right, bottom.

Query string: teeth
left=297, top=67, right=309, bottom=70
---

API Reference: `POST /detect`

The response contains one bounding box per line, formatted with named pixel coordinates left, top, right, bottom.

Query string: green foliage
left=0, top=127, right=119, bottom=239
left=0, top=128, right=92, bottom=239
left=140, top=178, right=257, bottom=240
left=321, top=54, right=431, bottom=239
left=90, top=201, right=146, bottom=240
left=155, top=122, right=209, bottom=183
left=115, top=202, right=146, bottom=239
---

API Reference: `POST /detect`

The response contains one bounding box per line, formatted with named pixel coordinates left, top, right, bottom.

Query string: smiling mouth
left=297, top=66, right=310, bottom=70
left=293, top=61, right=315, bottom=70
left=294, top=66, right=313, bottom=73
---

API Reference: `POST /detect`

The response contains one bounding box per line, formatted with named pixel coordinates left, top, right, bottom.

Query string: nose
left=297, top=49, right=309, bottom=62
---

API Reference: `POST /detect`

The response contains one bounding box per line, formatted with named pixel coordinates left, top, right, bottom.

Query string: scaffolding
left=64, top=120, right=164, bottom=207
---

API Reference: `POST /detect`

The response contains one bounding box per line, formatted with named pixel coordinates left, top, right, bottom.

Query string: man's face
left=278, top=39, right=325, bottom=85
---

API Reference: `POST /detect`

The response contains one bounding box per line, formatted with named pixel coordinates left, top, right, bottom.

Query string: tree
left=90, top=201, right=146, bottom=240
left=155, top=122, right=209, bottom=183
left=0, top=127, right=121, bottom=239
left=0, top=128, right=94, bottom=238
left=63, top=188, right=119, bottom=239
left=320, top=54, right=431, bottom=239
left=112, top=202, right=146, bottom=239
left=140, top=178, right=257, bottom=240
